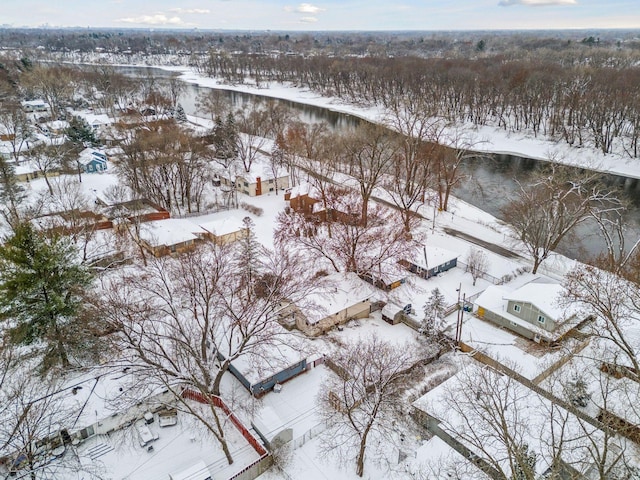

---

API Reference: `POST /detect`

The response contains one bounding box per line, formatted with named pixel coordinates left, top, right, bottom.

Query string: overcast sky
left=2, top=0, right=639, bottom=31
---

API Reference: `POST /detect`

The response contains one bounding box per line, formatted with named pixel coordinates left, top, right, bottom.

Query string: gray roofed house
left=473, top=280, right=584, bottom=343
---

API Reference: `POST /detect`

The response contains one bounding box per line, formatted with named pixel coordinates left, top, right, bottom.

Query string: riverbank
left=160, top=65, right=640, bottom=181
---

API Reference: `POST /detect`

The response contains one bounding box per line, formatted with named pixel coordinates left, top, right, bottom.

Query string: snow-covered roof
left=412, top=436, right=490, bottom=479
left=474, top=283, right=578, bottom=339
left=83, top=112, right=113, bottom=126
left=413, top=364, right=604, bottom=478
left=475, top=285, right=555, bottom=339
left=13, top=161, right=39, bottom=175
left=22, top=99, right=49, bottom=107
left=406, top=245, right=459, bottom=270
left=230, top=332, right=306, bottom=385
left=369, top=257, right=408, bottom=284
left=0, top=142, right=11, bottom=156
left=139, top=218, right=204, bottom=247
left=236, top=152, right=288, bottom=184
left=78, top=147, right=108, bottom=166
left=288, top=181, right=320, bottom=200
left=504, top=281, right=575, bottom=321
left=198, top=217, right=245, bottom=237
left=41, top=120, right=69, bottom=130
left=303, top=272, right=377, bottom=325
left=169, top=461, right=210, bottom=480
left=381, top=302, right=404, bottom=319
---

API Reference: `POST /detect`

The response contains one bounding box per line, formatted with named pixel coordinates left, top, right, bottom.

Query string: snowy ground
left=4, top=68, right=607, bottom=479
left=71, top=407, right=262, bottom=480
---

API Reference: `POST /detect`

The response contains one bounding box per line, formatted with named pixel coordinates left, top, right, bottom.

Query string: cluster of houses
left=7, top=100, right=635, bottom=480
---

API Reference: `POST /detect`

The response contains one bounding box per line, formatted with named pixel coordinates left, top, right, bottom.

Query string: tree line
left=200, top=52, right=640, bottom=157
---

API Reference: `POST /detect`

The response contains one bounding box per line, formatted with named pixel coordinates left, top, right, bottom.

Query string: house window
left=513, top=304, right=521, bottom=313
left=244, top=181, right=249, bottom=187
left=269, top=179, right=274, bottom=183
left=537, top=315, right=545, bottom=324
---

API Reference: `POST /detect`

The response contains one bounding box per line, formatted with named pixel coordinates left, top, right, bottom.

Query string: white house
left=22, top=99, right=49, bottom=113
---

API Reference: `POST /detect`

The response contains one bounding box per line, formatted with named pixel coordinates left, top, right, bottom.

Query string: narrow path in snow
left=442, top=227, right=523, bottom=260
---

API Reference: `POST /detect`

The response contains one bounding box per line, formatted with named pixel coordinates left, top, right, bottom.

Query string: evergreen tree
left=422, top=288, right=446, bottom=336
left=236, top=216, right=262, bottom=293
left=175, top=103, right=187, bottom=122
left=0, top=223, right=93, bottom=369
left=564, top=375, right=591, bottom=407
left=212, top=113, right=238, bottom=160
left=65, top=116, right=99, bottom=147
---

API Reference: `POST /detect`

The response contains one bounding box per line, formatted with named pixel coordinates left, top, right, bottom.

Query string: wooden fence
left=181, top=389, right=268, bottom=456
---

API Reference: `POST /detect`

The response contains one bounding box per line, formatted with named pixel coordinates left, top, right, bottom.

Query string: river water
left=116, top=65, right=640, bottom=262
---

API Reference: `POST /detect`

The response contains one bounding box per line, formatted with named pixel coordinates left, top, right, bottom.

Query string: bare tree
left=276, top=187, right=421, bottom=278
left=97, top=248, right=237, bottom=465
left=22, top=64, right=76, bottom=120
left=586, top=201, right=640, bottom=283
left=465, top=248, right=489, bottom=286
left=235, top=104, right=269, bottom=173
left=0, top=101, right=33, bottom=162
left=545, top=358, right=640, bottom=480
left=428, top=364, right=548, bottom=480
left=0, top=356, right=104, bottom=479
left=195, top=89, right=231, bottom=123
left=432, top=128, right=480, bottom=213
left=101, top=185, right=149, bottom=266
left=24, top=143, right=67, bottom=195
left=98, top=230, right=321, bottom=464
left=563, top=264, right=640, bottom=379
left=502, top=164, right=619, bottom=274
left=383, top=96, right=440, bottom=233
left=116, top=120, right=212, bottom=214
left=340, top=123, right=396, bottom=226
left=318, top=334, right=420, bottom=477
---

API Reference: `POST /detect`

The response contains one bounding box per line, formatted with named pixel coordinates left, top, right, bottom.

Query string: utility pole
left=455, top=284, right=464, bottom=346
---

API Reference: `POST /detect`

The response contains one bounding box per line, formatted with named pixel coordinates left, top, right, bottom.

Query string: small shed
left=168, top=461, right=211, bottom=480
left=381, top=303, right=405, bottom=325
left=400, top=246, right=459, bottom=280
left=251, top=406, right=294, bottom=449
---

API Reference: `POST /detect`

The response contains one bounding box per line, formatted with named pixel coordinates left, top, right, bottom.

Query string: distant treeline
left=1, top=27, right=640, bottom=58
left=200, top=52, right=640, bottom=157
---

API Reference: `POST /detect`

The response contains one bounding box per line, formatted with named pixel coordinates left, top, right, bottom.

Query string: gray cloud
left=499, top=0, right=577, bottom=6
